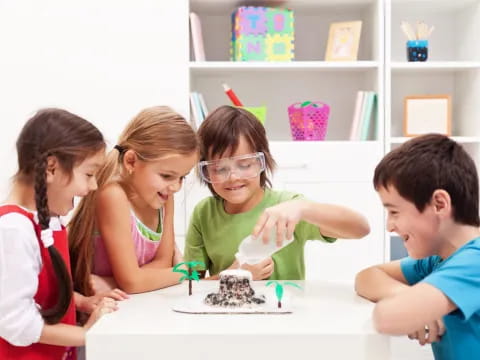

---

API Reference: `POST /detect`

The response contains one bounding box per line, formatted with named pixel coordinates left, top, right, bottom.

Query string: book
left=198, top=93, right=208, bottom=119
left=359, top=92, right=377, bottom=140
left=189, top=92, right=204, bottom=129
left=189, top=12, right=205, bottom=61
left=349, top=91, right=364, bottom=140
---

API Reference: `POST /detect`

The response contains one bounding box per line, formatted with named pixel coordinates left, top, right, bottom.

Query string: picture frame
left=325, top=21, right=362, bottom=61
left=403, top=95, right=452, bottom=137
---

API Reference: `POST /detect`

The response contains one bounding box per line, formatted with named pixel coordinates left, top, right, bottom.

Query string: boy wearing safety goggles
left=184, top=105, right=370, bottom=280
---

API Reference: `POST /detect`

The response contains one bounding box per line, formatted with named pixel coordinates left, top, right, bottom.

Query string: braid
left=34, top=152, right=73, bottom=324
left=34, top=152, right=50, bottom=228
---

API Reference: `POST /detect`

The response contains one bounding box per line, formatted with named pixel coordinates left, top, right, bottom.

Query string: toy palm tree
left=266, top=281, right=302, bottom=308
left=173, top=261, right=205, bottom=296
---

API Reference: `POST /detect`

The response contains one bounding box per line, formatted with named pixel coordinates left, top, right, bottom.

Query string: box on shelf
left=231, top=6, right=294, bottom=61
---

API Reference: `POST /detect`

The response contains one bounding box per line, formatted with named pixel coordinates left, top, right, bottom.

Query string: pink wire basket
left=288, top=101, right=330, bottom=141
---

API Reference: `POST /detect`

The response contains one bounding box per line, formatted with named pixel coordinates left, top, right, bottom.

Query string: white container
left=235, top=230, right=294, bottom=265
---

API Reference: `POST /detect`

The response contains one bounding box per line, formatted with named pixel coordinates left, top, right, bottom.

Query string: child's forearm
left=147, top=255, right=174, bottom=268
left=153, top=233, right=176, bottom=267
left=355, top=267, right=409, bottom=302
left=173, top=246, right=184, bottom=266
left=74, top=291, right=88, bottom=313
left=116, top=267, right=182, bottom=294
left=39, top=323, right=86, bottom=347
left=204, top=274, right=219, bottom=280
left=300, top=201, right=370, bottom=239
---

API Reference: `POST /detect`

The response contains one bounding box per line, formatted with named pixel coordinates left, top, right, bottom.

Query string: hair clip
left=114, top=145, right=125, bottom=153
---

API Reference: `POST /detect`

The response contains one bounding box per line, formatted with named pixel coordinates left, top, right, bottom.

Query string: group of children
left=0, top=104, right=478, bottom=360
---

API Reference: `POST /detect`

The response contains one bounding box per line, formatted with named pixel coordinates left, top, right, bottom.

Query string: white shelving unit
left=185, top=0, right=480, bottom=285
left=189, top=0, right=384, bottom=142
left=185, top=0, right=386, bottom=285
left=386, top=0, right=480, bottom=260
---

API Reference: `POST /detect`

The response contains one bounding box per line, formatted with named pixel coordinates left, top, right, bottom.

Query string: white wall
left=0, top=0, right=189, bottom=196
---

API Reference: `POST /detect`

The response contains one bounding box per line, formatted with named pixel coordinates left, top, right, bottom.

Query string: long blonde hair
left=69, top=106, right=198, bottom=296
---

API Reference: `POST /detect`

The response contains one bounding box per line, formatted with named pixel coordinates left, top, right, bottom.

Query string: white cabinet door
left=176, top=175, right=211, bottom=249
left=270, top=141, right=385, bottom=283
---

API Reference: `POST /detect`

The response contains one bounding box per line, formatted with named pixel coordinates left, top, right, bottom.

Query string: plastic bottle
left=235, top=229, right=294, bottom=265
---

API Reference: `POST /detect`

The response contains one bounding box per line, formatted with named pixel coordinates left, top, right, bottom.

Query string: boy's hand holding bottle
left=229, top=257, right=274, bottom=280
left=252, top=199, right=306, bottom=246
left=232, top=200, right=307, bottom=278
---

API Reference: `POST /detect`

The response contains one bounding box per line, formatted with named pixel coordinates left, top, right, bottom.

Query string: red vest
left=0, top=205, right=76, bottom=360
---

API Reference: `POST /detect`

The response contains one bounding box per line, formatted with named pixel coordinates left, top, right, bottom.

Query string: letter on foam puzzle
left=231, top=6, right=294, bottom=61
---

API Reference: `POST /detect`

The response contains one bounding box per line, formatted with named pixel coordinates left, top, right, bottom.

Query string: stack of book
left=349, top=91, right=377, bottom=141
left=189, top=92, right=208, bottom=129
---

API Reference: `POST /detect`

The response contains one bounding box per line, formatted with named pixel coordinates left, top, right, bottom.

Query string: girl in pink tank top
left=93, top=210, right=163, bottom=276
left=69, top=106, right=199, bottom=296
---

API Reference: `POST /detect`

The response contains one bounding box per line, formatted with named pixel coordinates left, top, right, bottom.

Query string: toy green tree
left=266, top=281, right=302, bottom=308
left=173, top=261, right=205, bottom=296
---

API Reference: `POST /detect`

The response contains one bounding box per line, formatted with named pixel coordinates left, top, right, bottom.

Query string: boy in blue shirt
left=355, top=134, right=480, bottom=360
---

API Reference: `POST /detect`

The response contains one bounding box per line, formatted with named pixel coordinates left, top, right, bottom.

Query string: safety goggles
left=198, top=152, right=266, bottom=184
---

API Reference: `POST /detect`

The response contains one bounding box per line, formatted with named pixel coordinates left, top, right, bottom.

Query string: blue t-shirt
left=401, top=237, right=480, bottom=360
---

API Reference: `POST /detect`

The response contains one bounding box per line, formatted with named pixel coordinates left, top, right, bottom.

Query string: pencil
left=222, top=83, right=243, bottom=106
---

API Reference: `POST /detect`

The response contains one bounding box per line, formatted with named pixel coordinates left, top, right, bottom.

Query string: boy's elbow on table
left=372, top=302, right=402, bottom=335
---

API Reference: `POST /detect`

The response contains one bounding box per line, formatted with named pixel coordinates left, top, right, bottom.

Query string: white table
left=86, top=280, right=389, bottom=360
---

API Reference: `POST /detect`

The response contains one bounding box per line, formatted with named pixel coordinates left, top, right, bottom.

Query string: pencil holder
left=239, top=106, right=267, bottom=125
left=407, top=40, right=428, bottom=62
left=288, top=101, right=330, bottom=141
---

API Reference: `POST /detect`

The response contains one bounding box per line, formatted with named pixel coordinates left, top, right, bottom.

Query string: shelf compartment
left=390, top=0, right=480, bottom=62
left=189, top=0, right=381, bottom=61
left=191, top=68, right=381, bottom=141
left=389, top=69, right=480, bottom=138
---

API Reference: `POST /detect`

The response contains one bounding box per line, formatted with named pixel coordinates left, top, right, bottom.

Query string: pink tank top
left=93, top=212, right=163, bottom=276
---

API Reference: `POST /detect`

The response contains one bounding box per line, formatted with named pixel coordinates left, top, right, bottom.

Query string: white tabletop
left=86, top=280, right=389, bottom=360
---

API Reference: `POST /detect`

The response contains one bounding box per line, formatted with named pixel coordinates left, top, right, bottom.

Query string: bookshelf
left=189, top=0, right=384, bottom=142
left=186, top=0, right=386, bottom=285
left=185, top=0, right=480, bottom=282
left=386, top=0, right=480, bottom=260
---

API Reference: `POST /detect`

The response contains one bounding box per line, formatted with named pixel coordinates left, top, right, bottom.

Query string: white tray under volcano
left=172, top=293, right=292, bottom=314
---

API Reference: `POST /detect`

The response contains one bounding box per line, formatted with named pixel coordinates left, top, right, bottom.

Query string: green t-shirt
left=184, top=189, right=336, bottom=280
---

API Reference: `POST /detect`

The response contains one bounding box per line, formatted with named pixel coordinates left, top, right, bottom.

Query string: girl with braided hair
left=0, top=108, right=126, bottom=360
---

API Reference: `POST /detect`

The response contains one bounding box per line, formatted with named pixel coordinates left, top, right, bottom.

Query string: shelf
left=190, top=61, right=380, bottom=75
left=190, top=0, right=376, bottom=13
left=390, top=136, right=480, bottom=144
left=391, top=0, right=478, bottom=12
left=390, top=62, right=480, bottom=73
left=270, top=140, right=381, bottom=145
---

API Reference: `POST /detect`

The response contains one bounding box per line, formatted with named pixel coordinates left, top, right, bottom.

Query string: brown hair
left=69, top=106, right=198, bottom=296
left=197, top=105, right=276, bottom=196
left=15, top=108, right=105, bottom=324
left=374, top=133, right=480, bottom=226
